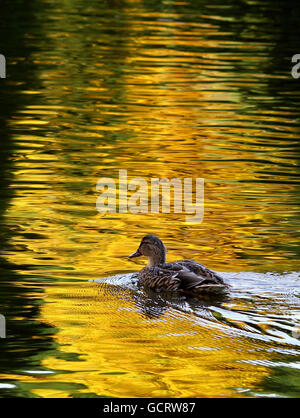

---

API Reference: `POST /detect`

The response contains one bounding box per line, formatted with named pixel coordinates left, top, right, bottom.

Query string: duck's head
left=129, top=235, right=167, bottom=267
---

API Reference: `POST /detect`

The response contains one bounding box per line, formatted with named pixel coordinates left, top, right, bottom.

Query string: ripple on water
left=92, top=271, right=300, bottom=350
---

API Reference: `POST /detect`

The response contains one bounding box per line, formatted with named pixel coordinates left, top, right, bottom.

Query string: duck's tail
left=192, top=283, right=229, bottom=295
left=179, top=284, right=229, bottom=299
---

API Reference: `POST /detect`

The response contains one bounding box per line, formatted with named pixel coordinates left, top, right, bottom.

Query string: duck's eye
left=141, top=243, right=151, bottom=252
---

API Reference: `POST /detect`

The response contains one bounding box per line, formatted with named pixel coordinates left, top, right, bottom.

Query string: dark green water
left=0, top=0, right=299, bottom=398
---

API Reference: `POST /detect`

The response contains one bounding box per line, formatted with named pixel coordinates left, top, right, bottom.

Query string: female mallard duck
left=129, top=234, right=229, bottom=296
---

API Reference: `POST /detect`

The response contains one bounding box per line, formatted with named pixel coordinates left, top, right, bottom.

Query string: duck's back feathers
left=138, top=266, right=181, bottom=291
left=166, top=260, right=224, bottom=284
left=138, top=260, right=229, bottom=296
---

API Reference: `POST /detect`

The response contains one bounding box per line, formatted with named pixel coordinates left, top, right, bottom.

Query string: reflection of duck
left=94, top=280, right=226, bottom=321
left=129, top=235, right=230, bottom=296
left=133, top=287, right=227, bottom=319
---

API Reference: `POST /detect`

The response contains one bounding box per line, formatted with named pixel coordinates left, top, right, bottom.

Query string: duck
left=129, top=234, right=229, bottom=296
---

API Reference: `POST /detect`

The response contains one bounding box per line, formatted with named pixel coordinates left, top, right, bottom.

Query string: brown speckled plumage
left=129, top=235, right=229, bottom=296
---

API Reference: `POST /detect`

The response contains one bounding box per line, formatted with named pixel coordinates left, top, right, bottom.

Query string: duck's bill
left=129, top=249, right=141, bottom=259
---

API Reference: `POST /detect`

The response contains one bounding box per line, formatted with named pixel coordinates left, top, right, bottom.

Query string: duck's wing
left=162, top=261, right=229, bottom=295
left=170, top=268, right=228, bottom=297
left=172, top=260, right=225, bottom=284
left=139, top=261, right=228, bottom=294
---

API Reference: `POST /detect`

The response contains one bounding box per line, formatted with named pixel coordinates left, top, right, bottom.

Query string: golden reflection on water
left=1, top=0, right=300, bottom=398
left=28, top=282, right=270, bottom=398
